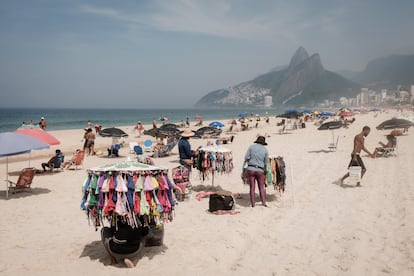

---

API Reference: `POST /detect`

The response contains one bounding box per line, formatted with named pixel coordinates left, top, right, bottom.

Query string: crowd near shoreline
left=1, top=108, right=413, bottom=275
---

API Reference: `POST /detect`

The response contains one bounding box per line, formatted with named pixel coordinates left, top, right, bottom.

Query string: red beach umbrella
left=338, top=111, right=354, bottom=117
left=15, top=128, right=60, bottom=145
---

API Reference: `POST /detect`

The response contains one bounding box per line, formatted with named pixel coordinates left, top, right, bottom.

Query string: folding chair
left=5, top=167, right=35, bottom=198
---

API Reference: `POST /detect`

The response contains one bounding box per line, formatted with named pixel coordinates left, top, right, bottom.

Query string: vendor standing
left=244, top=135, right=269, bottom=207
left=178, top=128, right=198, bottom=171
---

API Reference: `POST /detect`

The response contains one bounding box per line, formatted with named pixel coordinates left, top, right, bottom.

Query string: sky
left=1, top=0, right=414, bottom=109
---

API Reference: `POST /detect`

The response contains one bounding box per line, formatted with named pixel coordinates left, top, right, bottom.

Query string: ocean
left=0, top=107, right=282, bottom=133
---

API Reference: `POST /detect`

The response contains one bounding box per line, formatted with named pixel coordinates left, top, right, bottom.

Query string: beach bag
left=208, top=194, right=235, bottom=212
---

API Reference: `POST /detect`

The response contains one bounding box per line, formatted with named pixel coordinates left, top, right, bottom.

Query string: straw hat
left=254, top=136, right=267, bottom=145
left=181, top=128, right=195, bottom=137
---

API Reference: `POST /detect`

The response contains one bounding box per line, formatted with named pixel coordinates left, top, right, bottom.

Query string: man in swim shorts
left=340, top=126, right=375, bottom=186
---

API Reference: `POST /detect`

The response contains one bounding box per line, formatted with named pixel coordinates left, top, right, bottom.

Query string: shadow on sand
left=80, top=239, right=168, bottom=267
left=0, top=187, right=51, bottom=200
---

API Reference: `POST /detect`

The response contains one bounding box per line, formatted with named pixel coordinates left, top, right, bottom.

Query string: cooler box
left=349, top=166, right=361, bottom=184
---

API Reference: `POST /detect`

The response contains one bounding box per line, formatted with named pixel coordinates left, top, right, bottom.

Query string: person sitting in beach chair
left=107, top=144, right=121, bottom=157
left=63, top=149, right=81, bottom=169
left=41, top=149, right=64, bottom=172
left=374, top=134, right=397, bottom=157
left=153, top=137, right=178, bottom=158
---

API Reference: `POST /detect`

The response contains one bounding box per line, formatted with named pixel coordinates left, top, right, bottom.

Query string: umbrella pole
left=6, top=157, right=9, bottom=199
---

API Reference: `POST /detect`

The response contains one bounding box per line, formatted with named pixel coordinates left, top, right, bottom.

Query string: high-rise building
left=264, top=96, right=272, bottom=107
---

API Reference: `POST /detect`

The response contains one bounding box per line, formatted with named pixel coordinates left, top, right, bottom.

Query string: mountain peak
left=288, top=47, right=309, bottom=71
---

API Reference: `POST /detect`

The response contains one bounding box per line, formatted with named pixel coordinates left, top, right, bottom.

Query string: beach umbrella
left=317, top=121, right=346, bottom=150
left=100, top=127, right=128, bottom=138
left=276, top=111, right=302, bottom=119
left=338, top=111, right=354, bottom=117
left=144, top=127, right=181, bottom=138
left=319, top=111, right=335, bottom=117
left=209, top=121, right=224, bottom=128
left=15, top=128, right=60, bottom=145
left=193, top=126, right=222, bottom=138
left=376, top=118, right=414, bottom=130
left=317, top=121, right=344, bottom=130
left=159, top=123, right=179, bottom=130
left=89, top=160, right=166, bottom=172
left=194, top=114, right=202, bottom=121
left=238, top=112, right=248, bottom=118
left=0, top=132, right=50, bottom=180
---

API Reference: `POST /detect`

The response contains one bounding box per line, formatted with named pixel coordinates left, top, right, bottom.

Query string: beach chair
left=153, top=138, right=178, bottom=158
left=129, top=142, right=139, bottom=154
left=5, top=167, right=35, bottom=198
left=67, top=150, right=85, bottom=170
left=328, top=136, right=339, bottom=151
left=52, top=153, right=65, bottom=172
left=107, top=144, right=121, bottom=157
left=143, top=139, right=153, bottom=152
left=379, top=138, right=397, bottom=157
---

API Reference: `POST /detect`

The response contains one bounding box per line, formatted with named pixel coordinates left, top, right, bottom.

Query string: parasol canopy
left=193, top=126, right=222, bottom=138
left=144, top=127, right=181, bottom=138
left=317, top=121, right=344, bottom=130
left=99, top=127, right=128, bottom=138
left=209, top=121, right=224, bottom=128
left=338, top=111, right=354, bottom=117
left=89, top=160, right=166, bottom=172
left=0, top=132, right=50, bottom=157
left=0, top=132, right=50, bottom=185
left=276, top=110, right=302, bottom=119
left=376, top=118, right=414, bottom=130
left=15, top=128, right=60, bottom=145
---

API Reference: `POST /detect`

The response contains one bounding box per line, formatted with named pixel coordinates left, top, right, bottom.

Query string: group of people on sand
left=20, top=116, right=47, bottom=130
left=91, top=120, right=401, bottom=268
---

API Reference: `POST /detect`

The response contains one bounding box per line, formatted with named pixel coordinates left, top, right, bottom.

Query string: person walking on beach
left=39, top=117, right=47, bottom=130
left=86, top=128, right=96, bottom=156
left=135, top=121, right=143, bottom=137
left=340, top=126, right=375, bottom=186
left=152, top=119, right=157, bottom=129
left=244, top=136, right=269, bottom=207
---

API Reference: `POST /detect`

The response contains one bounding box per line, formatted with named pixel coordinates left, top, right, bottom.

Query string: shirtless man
left=340, top=126, right=375, bottom=186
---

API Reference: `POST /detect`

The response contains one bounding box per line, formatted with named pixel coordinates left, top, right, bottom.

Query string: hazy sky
left=1, top=0, right=413, bottom=108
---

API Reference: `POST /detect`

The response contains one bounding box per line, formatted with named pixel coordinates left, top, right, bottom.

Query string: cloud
left=78, top=1, right=308, bottom=42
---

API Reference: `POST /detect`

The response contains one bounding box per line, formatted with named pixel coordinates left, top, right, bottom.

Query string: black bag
left=208, top=194, right=235, bottom=212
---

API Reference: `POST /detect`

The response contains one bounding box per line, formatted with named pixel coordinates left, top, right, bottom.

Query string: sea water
left=0, top=107, right=282, bottom=133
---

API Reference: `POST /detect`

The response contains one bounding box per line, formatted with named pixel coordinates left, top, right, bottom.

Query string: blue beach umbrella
left=209, top=121, right=224, bottom=128
left=319, top=111, right=335, bottom=117
left=0, top=132, right=50, bottom=182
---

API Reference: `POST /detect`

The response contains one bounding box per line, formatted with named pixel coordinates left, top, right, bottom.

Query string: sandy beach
left=1, top=110, right=413, bottom=276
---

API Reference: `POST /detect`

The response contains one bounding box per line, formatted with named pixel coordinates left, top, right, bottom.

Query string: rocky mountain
left=195, top=47, right=360, bottom=107
left=350, top=54, right=414, bottom=90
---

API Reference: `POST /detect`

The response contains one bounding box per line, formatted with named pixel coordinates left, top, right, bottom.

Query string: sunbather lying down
left=215, top=135, right=235, bottom=145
